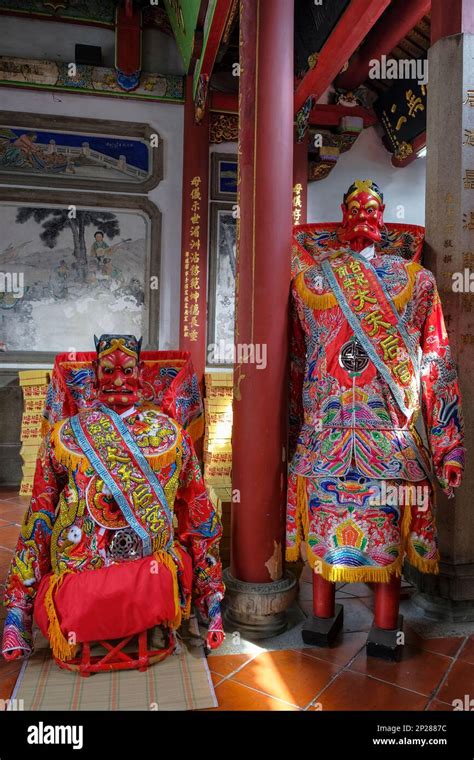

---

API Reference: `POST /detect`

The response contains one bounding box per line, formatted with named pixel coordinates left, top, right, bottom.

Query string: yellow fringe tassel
left=402, top=496, right=440, bottom=575
left=51, top=421, right=90, bottom=473
left=154, top=550, right=182, bottom=629
left=187, top=415, right=205, bottom=443
left=40, top=417, right=52, bottom=439
left=285, top=475, right=309, bottom=564
left=306, top=553, right=403, bottom=584
left=52, top=418, right=182, bottom=473
left=146, top=437, right=181, bottom=471
left=44, top=571, right=78, bottom=662
left=294, top=261, right=422, bottom=313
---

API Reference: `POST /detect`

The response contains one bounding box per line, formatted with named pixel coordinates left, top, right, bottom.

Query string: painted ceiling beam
left=209, top=95, right=377, bottom=130
left=336, top=0, right=431, bottom=91
left=294, top=0, right=391, bottom=114
left=192, top=0, right=236, bottom=99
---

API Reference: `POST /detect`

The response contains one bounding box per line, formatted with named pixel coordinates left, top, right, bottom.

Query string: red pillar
left=230, top=0, right=294, bottom=585
left=292, top=133, right=308, bottom=226
left=179, top=75, right=209, bottom=385
left=431, top=0, right=474, bottom=44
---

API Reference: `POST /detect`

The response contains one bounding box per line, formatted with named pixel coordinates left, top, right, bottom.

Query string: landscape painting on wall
left=208, top=203, right=237, bottom=364
left=0, top=202, right=152, bottom=352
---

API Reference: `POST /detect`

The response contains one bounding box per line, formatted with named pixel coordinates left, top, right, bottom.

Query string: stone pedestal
left=410, top=26, right=474, bottom=619
left=223, top=569, right=297, bottom=640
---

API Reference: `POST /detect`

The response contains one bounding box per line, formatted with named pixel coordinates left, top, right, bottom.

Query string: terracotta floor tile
left=340, top=597, right=374, bottom=632
left=0, top=658, right=22, bottom=701
left=427, top=699, right=456, bottom=711
left=208, top=653, right=256, bottom=678
left=314, top=670, right=427, bottom=711
left=0, top=490, right=21, bottom=501
left=437, top=660, right=474, bottom=705
left=0, top=503, right=25, bottom=522
left=296, top=631, right=367, bottom=667
left=0, top=549, right=14, bottom=585
left=404, top=625, right=464, bottom=658
left=232, top=649, right=339, bottom=708
left=349, top=645, right=451, bottom=696
left=458, top=636, right=474, bottom=665
left=208, top=679, right=300, bottom=711
left=0, top=524, right=20, bottom=551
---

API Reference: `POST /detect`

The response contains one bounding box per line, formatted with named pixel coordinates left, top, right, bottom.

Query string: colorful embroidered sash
left=321, top=254, right=419, bottom=417
left=70, top=405, right=174, bottom=556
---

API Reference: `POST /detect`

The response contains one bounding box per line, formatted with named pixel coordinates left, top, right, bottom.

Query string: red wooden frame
left=54, top=629, right=176, bottom=677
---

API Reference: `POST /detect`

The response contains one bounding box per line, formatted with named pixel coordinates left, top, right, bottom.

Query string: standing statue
left=2, top=334, right=224, bottom=670
left=286, top=180, right=465, bottom=659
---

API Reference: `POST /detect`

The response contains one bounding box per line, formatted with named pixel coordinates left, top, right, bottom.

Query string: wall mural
left=0, top=0, right=116, bottom=26
left=0, top=127, right=150, bottom=185
left=0, top=112, right=163, bottom=193
left=0, top=57, right=184, bottom=103
left=0, top=200, right=154, bottom=352
left=208, top=204, right=237, bottom=364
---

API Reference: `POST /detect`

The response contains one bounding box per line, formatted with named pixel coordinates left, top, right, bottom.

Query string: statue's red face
left=340, top=190, right=385, bottom=251
left=94, top=349, right=142, bottom=412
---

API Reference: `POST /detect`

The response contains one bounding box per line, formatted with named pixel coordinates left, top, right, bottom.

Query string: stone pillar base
left=223, top=568, right=298, bottom=640
left=404, top=561, right=474, bottom=622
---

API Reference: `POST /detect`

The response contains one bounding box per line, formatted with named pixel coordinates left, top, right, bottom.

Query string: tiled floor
left=0, top=488, right=473, bottom=711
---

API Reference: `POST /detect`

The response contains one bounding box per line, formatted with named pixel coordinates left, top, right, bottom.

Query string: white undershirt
left=359, top=243, right=376, bottom=260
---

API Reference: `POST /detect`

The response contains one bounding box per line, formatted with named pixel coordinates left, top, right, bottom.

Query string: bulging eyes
left=124, top=367, right=133, bottom=375
left=102, top=367, right=113, bottom=375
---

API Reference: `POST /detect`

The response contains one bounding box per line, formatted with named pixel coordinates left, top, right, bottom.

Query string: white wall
left=0, top=87, right=184, bottom=349
left=308, top=126, right=426, bottom=225
left=0, top=17, right=185, bottom=74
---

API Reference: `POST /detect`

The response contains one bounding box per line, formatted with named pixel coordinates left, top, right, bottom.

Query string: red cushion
left=34, top=547, right=192, bottom=643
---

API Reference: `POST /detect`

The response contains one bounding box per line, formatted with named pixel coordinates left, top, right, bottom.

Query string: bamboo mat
left=12, top=634, right=217, bottom=711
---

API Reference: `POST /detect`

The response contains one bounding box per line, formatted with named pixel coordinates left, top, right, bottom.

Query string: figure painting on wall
left=0, top=127, right=150, bottom=184
left=0, top=202, right=149, bottom=351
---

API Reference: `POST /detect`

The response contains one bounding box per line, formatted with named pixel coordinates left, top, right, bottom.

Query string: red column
left=431, top=0, right=474, bottom=44
left=292, top=133, right=308, bottom=226
left=179, top=75, right=209, bottom=385
left=230, top=0, right=294, bottom=583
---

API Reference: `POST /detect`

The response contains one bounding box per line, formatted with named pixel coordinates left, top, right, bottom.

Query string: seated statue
left=2, top=334, right=225, bottom=666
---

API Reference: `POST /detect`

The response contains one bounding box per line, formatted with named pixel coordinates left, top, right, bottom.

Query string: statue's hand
left=440, top=462, right=463, bottom=498
left=203, top=594, right=225, bottom=651
left=2, top=608, right=33, bottom=661
left=205, top=612, right=225, bottom=651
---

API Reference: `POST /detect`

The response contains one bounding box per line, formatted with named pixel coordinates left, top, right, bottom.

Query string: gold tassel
left=146, top=432, right=182, bottom=471
left=187, top=415, right=205, bottom=443
left=306, top=553, right=403, bottom=584
left=182, top=594, right=192, bottom=620
left=293, top=271, right=337, bottom=311
left=402, top=492, right=439, bottom=574
left=44, top=571, right=78, bottom=662
left=154, top=550, right=182, bottom=629
left=40, top=418, right=51, bottom=439
left=285, top=475, right=308, bottom=563
left=392, top=262, right=423, bottom=312
left=294, top=261, right=423, bottom=313
left=51, top=421, right=89, bottom=473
